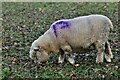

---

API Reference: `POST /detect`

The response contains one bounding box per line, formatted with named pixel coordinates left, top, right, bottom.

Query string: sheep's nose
left=34, top=48, right=39, bottom=51
left=31, top=53, right=38, bottom=61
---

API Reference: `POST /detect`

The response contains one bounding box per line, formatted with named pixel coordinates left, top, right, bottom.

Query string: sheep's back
left=50, top=15, right=113, bottom=48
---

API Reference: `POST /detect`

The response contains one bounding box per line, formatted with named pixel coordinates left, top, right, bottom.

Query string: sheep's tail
left=109, top=20, right=113, bottom=32
left=103, top=15, right=113, bottom=32
left=107, top=17, right=113, bottom=32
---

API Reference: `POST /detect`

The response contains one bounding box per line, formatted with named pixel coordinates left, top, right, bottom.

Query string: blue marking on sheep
left=52, top=21, right=70, bottom=37
left=57, top=21, right=70, bottom=29
left=52, top=24, right=57, bottom=37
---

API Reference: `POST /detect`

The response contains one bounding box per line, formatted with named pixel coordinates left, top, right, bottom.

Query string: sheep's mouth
left=33, top=58, right=48, bottom=65
left=32, top=52, right=38, bottom=61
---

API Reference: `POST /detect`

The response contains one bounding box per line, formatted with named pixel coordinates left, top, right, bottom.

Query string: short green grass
left=2, top=2, right=120, bottom=79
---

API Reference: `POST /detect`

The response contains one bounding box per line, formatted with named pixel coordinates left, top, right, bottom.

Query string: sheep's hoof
left=96, top=59, right=103, bottom=64
left=58, top=61, right=63, bottom=64
left=68, top=58, right=75, bottom=65
left=58, top=56, right=64, bottom=64
left=105, top=54, right=112, bottom=62
left=106, top=58, right=111, bottom=62
left=73, top=64, right=79, bottom=67
left=58, top=60, right=64, bottom=64
left=107, top=59, right=111, bottom=62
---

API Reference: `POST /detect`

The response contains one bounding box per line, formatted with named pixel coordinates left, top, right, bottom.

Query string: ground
left=1, top=2, right=120, bottom=79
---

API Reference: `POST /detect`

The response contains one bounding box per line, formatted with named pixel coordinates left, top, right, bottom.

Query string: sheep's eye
left=34, top=48, right=39, bottom=51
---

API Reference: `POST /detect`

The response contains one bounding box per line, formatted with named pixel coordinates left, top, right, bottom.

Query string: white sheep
left=30, top=14, right=113, bottom=65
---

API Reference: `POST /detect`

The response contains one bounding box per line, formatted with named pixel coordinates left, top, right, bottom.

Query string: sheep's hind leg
left=95, top=41, right=105, bottom=63
left=105, top=41, right=113, bottom=62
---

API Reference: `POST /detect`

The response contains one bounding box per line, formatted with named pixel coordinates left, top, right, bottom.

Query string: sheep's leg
left=58, top=49, right=65, bottom=64
left=60, top=45, right=76, bottom=65
left=57, top=38, right=72, bottom=64
left=105, top=41, right=113, bottom=62
left=95, top=41, right=105, bottom=63
left=68, top=54, right=75, bottom=65
left=58, top=44, right=72, bottom=64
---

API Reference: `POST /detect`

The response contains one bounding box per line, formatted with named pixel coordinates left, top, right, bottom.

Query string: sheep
left=29, top=14, right=113, bottom=65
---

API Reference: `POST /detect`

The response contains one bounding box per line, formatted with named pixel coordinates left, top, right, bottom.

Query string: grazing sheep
left=30, top=14, right=113, bottom=65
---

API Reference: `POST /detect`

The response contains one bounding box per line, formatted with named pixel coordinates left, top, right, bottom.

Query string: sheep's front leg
left=61, top=45, right=75, bottom=65
left=68, top=54, right=75, bottom=65
left=95, top=41, right=105, bottom=63
left=58, top=49, right=65, bottom=64
left=58, top=44, right=72, bottom=64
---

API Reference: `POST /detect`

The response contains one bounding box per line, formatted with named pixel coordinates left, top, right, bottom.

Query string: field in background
left=2, top=2, right=120, bottom=79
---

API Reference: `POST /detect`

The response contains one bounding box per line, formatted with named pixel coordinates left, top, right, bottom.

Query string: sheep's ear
left=34, top=47, right=39, bottom=51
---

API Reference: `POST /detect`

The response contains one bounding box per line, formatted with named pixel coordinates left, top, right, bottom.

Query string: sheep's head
left=29, top=40, right=49, bottom=63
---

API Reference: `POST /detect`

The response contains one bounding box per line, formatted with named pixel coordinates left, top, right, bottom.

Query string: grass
left=1, top=2, right=120, bottom=79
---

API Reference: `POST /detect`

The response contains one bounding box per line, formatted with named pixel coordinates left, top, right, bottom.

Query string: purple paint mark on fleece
left=52, top=24, right=57, bottom=37
left=52, top=21, right=70, bottom=37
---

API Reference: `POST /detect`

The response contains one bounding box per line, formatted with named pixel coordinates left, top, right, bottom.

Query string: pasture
left=1, top=2, right=120, bottom=79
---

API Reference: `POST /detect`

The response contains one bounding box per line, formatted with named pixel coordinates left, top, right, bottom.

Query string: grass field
left=1, top=2, right=120, bottom=79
